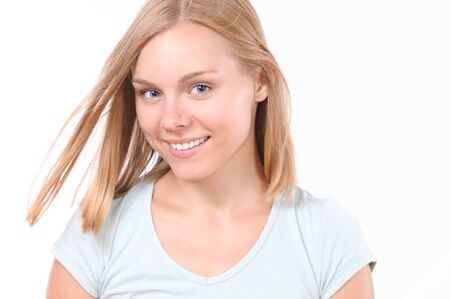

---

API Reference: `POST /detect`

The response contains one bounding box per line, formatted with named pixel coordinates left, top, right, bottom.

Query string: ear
left=253, top=68, right=268, bottom=103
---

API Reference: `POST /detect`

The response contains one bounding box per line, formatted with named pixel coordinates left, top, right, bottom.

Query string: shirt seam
left=294, top=189, right=322, bottom=296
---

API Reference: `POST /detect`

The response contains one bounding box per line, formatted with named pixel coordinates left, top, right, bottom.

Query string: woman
left=26, top=0, right=376, bottom=298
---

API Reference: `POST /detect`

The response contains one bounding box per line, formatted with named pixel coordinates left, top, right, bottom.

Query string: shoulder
left=292, top=185, right=372, bottom=256
left=291, top=186, right=334, bottom=235
left=54, top=178, right=150, bottom=247
left=292, top=186, right=362, bottom=240
left=50, top=179, right=152, bottom=296
left=291, top=186, right=376, bottom=298
left=106, top=179, right=150, bottom=228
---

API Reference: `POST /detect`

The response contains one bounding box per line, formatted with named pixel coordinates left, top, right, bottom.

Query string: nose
left=160, top=97, right=191, bottom=131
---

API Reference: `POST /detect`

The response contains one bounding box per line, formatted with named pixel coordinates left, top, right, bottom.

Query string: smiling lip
left=164, top=136, right=210, bottom=144
left=166, top=136, right=210, bottom=158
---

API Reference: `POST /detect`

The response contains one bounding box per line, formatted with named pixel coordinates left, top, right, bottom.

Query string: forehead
left=133, top=21, right=242, bottom=78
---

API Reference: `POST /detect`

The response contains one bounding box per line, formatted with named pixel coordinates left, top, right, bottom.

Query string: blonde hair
left=26, top=0, right=297, bottom=234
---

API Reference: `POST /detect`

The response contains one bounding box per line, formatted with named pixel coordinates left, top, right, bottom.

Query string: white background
left=1, top=0, right=449, bottom=298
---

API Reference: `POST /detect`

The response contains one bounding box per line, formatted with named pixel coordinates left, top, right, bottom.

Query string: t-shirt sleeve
left=51, top=208, right=105, bottom=298
left=313, top=199, right=377, bottom=299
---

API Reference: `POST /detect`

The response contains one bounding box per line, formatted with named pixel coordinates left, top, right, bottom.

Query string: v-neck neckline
left=141, top=178, right=281, bottom=285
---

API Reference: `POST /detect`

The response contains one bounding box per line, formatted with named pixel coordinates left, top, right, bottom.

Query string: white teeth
left=170, top=136, right=209, bottom=151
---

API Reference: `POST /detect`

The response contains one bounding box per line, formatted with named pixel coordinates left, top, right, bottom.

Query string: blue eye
left=141, top=89, right=160, bottom=99
left=139, top=84, right=211, bottom=100
left=191, top=84, right=211, bottom=95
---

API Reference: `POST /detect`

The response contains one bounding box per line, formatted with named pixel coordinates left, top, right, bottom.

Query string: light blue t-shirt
left=52, top=178, right=377, bottom=298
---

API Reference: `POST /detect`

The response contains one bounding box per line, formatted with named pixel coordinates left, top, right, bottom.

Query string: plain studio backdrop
left=0, top=0, right=449, bottom=298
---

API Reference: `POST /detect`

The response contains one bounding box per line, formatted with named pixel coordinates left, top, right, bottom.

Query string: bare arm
left=331, top=264, right=374, bottom=299
left=46, top=259, right=96, bottom=299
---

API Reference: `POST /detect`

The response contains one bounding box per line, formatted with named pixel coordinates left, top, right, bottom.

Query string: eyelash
left=139, top=83, right=212, bottom=100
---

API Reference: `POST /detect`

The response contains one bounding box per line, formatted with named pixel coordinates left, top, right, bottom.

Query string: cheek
left=135, top=102, right=159, bottom=140
left=196, top=92, right=254, bottom=137
left=221, top=90, right=254, bottom=128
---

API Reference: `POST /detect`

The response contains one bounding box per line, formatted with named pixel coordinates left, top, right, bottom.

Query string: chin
left=168, top=163, right=217, bottom=182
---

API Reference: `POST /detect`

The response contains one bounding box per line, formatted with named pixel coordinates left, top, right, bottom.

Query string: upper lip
left=164, top=136, right=210, bottom=144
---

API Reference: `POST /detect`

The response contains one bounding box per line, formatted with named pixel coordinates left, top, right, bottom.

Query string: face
left=132, top=21, right=267, bottom=182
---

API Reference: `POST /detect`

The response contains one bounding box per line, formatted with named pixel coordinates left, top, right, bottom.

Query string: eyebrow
left=131, top=69, right=219, bottom=86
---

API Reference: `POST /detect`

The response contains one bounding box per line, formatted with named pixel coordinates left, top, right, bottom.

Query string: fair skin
left=46, top=21, right=374, bottom=298
left=132, top=21, right=270, bottom=216
left=134, top=19, right=272, bottom=278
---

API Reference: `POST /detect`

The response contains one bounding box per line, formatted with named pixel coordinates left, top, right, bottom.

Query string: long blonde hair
left=26, top=0, right=297, bottom=234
